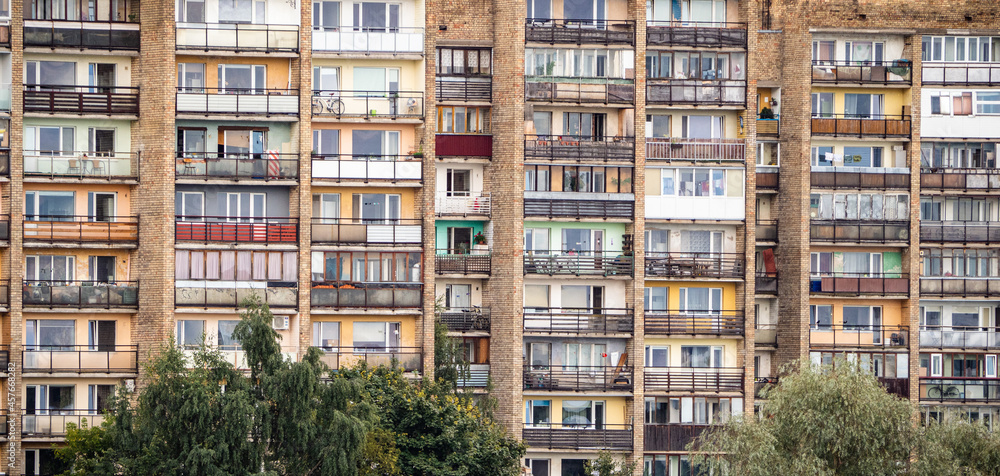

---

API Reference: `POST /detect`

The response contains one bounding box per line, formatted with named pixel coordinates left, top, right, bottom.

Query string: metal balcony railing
left=311, top=90, right=423, bottom=118
left=176, top=88, right=298, bottom=115
left=645, top=21, right=747, bottom=48
left=645, top=137, right=745, bottom=162
left=810, top=169, right=910, bottom=189
left=920, top=378, right=1000, bottom=403
left=646, top=80, right=746, bottom=106
left=311, top=282, right=422, bottom=309
left=919, top=221, right=1000, bottom=243
left=23, top=280, right=139, bottom=309
left=312, top=218, right=421, bottom=245
left=811, top=114, right=911, bottom=138
left=23, top=345, right=138, bottom=373
left=435, top=77, right=492, bottom=102
left=175, top=152, right=298, bottom=181
left=810, top=220, right=910, bottom=243
left=644, top=424, right=711, bottom=452
left=22, top=410, right=108, bottom=437
left=24, top=84, right=139, bottom=114
left=23, top=216, right=138, bottom=243
left=523, top=307, right=634, bottom=334
left=440, top=308, right=490, bottom=332
left=315, top=346, right=422, bottom=372
left=435, top=192, right=491, bottom=216
left=436, top=134, right=493, bottom=158
left=756, top=171, right=779, bottom=190
left=644, top=311, right=744, bottom=336
left=525, top=19, right=635, bottom=45
left=24, top=19, right=140, bottom=50
left=525, top=77, right=635, bottom=104
left=920, top=277, right=1000, bottom=297
left=811, top=60, right=912, bottom=85
left=524, top=251, right=632, bottom=276
left=644, top=367, right=744, bottom=392
left=919, top=326, right=1000, bottom=350
left=809, top=325, right=908, bottom=348
left=645, top=252, right=744, bottom=279
left=922, top=63, right=1000, bottom=86
left=25, top=151, right=138, bottom=180
left=523, top=365, right=633, bottom=391
left=524, top=197, right=634, bottom=218
left=175, top=283, right=298, bottom=308
left=525, top=135, right=635, bottom=162
left=457, top=363, right=490, bottom=387
left=809, top=273, right=909, bottom=296
left=312, top=154, right=421, bottom=182
left=312, top=26, right=425, bottom=54
left=175, top=217, right=297, bottom=243
left=756, top=271, right=778, bottom=294
left=920, top=168, right=1000, bottom=192
left=435, top=251, right=491, bottom=275
left=522, top=424, right=632, bottom=450
left=756, top=220, right=778, bottom=242
left=176, top=23, right=298, bottom=52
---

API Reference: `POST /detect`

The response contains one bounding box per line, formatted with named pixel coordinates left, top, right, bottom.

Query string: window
left=313, top=193, right=340, bottom=222
left=313, top=1, right=341, bottom=29
left=179, top=0, right=205, bottom=22
left=178, top=128, right=206, bottom=157
left=679, top=287, right=722, bottom=313
left=524, top=284, right=550, bottom=310
left=564, top=342, right=606, bottom=367
left=88, top=384, right=115, bottom=414
left=659, top=51, right=745, bottom=80
left=666, top=168, right=743, bottom=197
left=843, top=306, right=881, bottom=331
left=178, top=63, right=206, bottom=92
left=88, top=256, right=116, bottom=282
left=645, top=52, right=673, bottom=79
left=920, top=306, right=942, bottom=330
left=443, top=283, right=471, bottom=309
left=680, top=230, right=722, bottom=254
left=644, top=396, right=743, bottom=425
left=353, top=322, right=400, bottom=350
left=524, top=228, right=550, bottom=254
left=645, top=346, right=668, bottom=367
left=977, top=91, right=1000, bottom=115
left=354, top=67, right=399, bottom=96
left=563, top=0, right=606, bottom=23
left=810, top=305, right=833, bottom=330
left=525, top=400, right=551, bottom=426
left=176, top=191, right=205, bottom=220
left=524, top=48, right=634, bottom=79
left=811, top=92, right=833, bottom=118
left=26, top=255, right=75, bottom=284
left=809, top=193, right=909, bottom=220
left=920, top=198, right=941, bottom=221
left=920, top=142, right=997, bottom=169
left=757, top=142, right=779, bottom=166
left=681, top=116, right=723, bottom=139
left=526, top=0, right=550, bottom=20
left=25, top=126, right=74, bottom=155
left=646, top=114, right=671, bottom=138
left=562, top=228, right=601, bottom=253
left=680, top=346, right=722, bottom=368
left=844, top=41, right=884, bottom=64
left=352, top=193, right=400, bottom=222
left=922, top=36, right=1000, bottom=63
left=922, top=249, right=999, bottom=278
left=88, top=320, right=116, bottom=351
left=223, top=192, right=265, bottom=222
left=563, top=112, right=605, bottom=138
left=437, top=48, right=492, bottom=76
left=646, top=229, right=668, bottom=254
left=25, top=320, right=74, bottom=350
left=353, top=130, right=400, bottom=157
left=844, top=94, right=884, bottom=118
left=26, top=385, right=74, bottom=414
left=218, top=320, right=241, bottom=350
left=437, top=106, right=491, bottom=134
left=313, top=66, right=341, bottom=92
left=561, top=400, right=603, bottom=428
left=445, top=169, right=471, bottom=196
left=25, top=191, right=74, bottom=221
left=26, top=61, right=75, bottom=88
left=524, top=165, right=550, bottom=192
left=644, top=287, right=668, bottom=311
left=176, top=250, right=298, bottom=282
left=311, top=251, right=420, bottom=282
left=313, top=129, right=340, bottom=156
left=812, top=40, right=835, bottom=64
left=217, top=64, right=266, bottom=94
left=176, top=320, right=205, bottom=349
left=524, top=460, right=550, bottom=476
left=353, top=2, right=400, bottom=31
left=313, top=322, right=341, bottom=349
left=218, top=0, right=256, bottom=23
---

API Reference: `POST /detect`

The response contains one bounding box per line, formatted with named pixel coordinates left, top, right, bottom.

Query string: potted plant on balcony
left=472, top=232, right=488, bottom=255
left=760, top=107, right=775, bottom=119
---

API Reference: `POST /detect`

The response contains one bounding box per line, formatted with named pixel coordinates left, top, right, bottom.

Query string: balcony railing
left=811, top=115, right=911, bottom=138
left=24, top=85, right=139, bottom=114
left=457, top=363, right=490, bottom=387
left=436, top=134, right=493, bottom=158
left=524, top=197, right=634, bottom=218
left=757, top=117, right=780, bottom=137
left=523, top=365, right=633, bottom=391
left=25, top=151, right=138, bottom=180
left=436, top=192, right=491, bottom=216
left=811, top=60, right=912, bottom=85
left=756, top=271, right=778, bottom=294
left=0, top=23, right=9, bottom=47
left=435, top=251, right=491, bottom=275
left=175, top=217, right=298, bottom=243
left=176, top=152, right=298, bottom=181
left=181, top=346, right=299, bottom=370
left=0, top=279, right=9, bottom=307
left=756, top=220, right=777, bottom=241
left=311, top=154, right=421, bottom=182
left=811, top=169, right=910, bottom=189
left=920, top=326, right=1000, bottom=350
left=920, top=221, right=1000, bottom=243
left=525, top=77, right=635, bottom=104
left=522, top=424, right=632, bottom=450
left=23, top=345, right=138, bottom=373
left=525, top=135, right=634, bottom=162
left=23, top=280, right=139, bottom=309
left=175, top=283, right=297, bottom=308
left=920, top=168, right=1000, bottom=192
left=645, top=252, right=744, bottom=279
left=435, top=77, right=492, bottom=102
left=922, top=63, right=1000, bottom=86
left=920, top=378, right=1000, bottom=403
left=312, top=26, right=424, bottom=54
left=644, top=368, right=744, bottom=392
left=524, top=251, right=632, bottom=276
left=312, top=218, right=421, bottom=245
left=882, top=377, right=910, bottom=399
left=22, top=410, right=107, bottom=437
left=755, top=324, right=777, bottom=346
left=176, top=23, right=298, bottom=52
left=810, top=220, right=910, bottom=243
left=23, top=216, right=139, bottom=244
left=311, top=282, right=422, bottom=309
left=523, top=307, right=634, bottom=334
left=756, top=172, right=779, bottom=192
left=809, top=273, right=909, bottom=296
left=176, top=88, right=298, bottom=115
left=316, top=346, right=422, bottom=372
left=311, top=91, right=423, bottom=118
left=0, top=149, right=9, bottom=176
left=525, top=19, right=635, bottom=45
left=440, top=308, right=491, bottom=332
left=646, top=138, right=745, bottom=162
left=644, top=424, right=710, bottom=452
left=809, top=325, right=908, bottom=348
left=920, top=277, right=1000, bottom=297
left=644, top=311, right=744, bottom=336
left=24, top=19, right=140, bottom=50
left=647, top=80, right=746, bottom=106
left=646, top=21, right=747, bottom=48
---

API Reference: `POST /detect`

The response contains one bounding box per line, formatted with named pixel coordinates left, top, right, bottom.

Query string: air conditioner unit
left=272, top=316, right=289, bottom=330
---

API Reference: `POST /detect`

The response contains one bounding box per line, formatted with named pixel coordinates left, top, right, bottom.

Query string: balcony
left=646, top=21, right=746, bottom=48
left=645, top=252, right=744, bottom=279
left=757, top=117, right=780, bottom=137
left=22, top=410, right=107, bottom=438
left=312, top=26, right=424, bottom=54
left=24, top=85, right=139, bottom=115
left=175, top=283, right=297, bottom=308
left=316, top=347, right=422, bottom=372
left=175, top=217, right=298, bottom=244
left=756, top=220, right=778, bottom=241
left=756, top=171, right=778, bottom=191
left=435, top=192, right=491, bottom=216
left=312, top=218, right=421, bottom=245
left=23, top=345, right=138, bottom=374
left=23, top=216, right=139, bottom=245
left=311, top=154, right=421, bottom=183
left=435, top=77, right=491, bottom=102
left=0, top=149, right=8, bottom=177
left=811, top=169, right=910, bottom=189
left=809, top=325, right=908, bottom=349
left=644, top=368, right=744, bottom=393
left=756, top=271, right=778, bottom=294
left=646, top=80, right=746, bottom=106
left=24, top=19, right=140, bottom=50
left=882, top=377, right=910, bottom=399
left=811, top=115, right=911, bottom=139
left=808, top=273, right=910, bottom=296
left=811, top=60, right=912, bottom=85
left=25, top=151, right=138, bottom=181
left=457, top=363, right=490, bottom=387
left=176, top=88, right=298, bottom=116
left=524, top=194, right=634, bottom=218
left=435, top=251, right=491, bottom=275
left=920, top=278, right=1000, bottom=298
left=176, top=152, right=298, bottom=181
left=523, top=365, right=633, bottom=391
left=922, top=63, right=1000, bottom=86
left=920, top=168, right=1000, bottom=192
left=646, top=138, right=745, bottom=162
left=644, top=311, right=744, bottom=336
left=311, top=282, right=422, bottom=309
left=23, top=280, right=139, bottom=309
left=524, top=19, right=635, bottom=46
left=810, top=220, right=910, bottom=244
left=920, top=326, right=1000, bottom=350
left=644, top=424, right=710, bottom=452
left=523, top=307, right=633, bottom=335
left=440, top=308, right=490, bottom=333
left=525, top=77, right=635, bottom=104
left=525, top=135, right=634, bottom=163
left=755, top=324, right=777, bottom=346
left=522, top=424, right=632, bottom=450
left=311, top=91, right=423, bottom=119
left=920, top=221, right=1000, bottom=243
left=524, top=251, right=632, bottom=277
left=436, top=134, right=492, bottom=158
left=176, top=23, right=298, bottom=52
left=0, top=23, right=9, bottom=47
left=182, top=346, right=299, bottom=370
left=920, top=378, right=1000, bottom=403
left=0, top=280, right=8, bottom=308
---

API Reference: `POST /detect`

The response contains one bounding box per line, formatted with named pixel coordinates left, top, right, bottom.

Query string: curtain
left=190, top=251, right=205, bottom=279
left=206, top=251, right=220, bottom=279
left=283, top=252, right=297, bottom=282
left=252, top=252, right=267, bottom=280
left=267, top=252, right=282, bottom=280
left=237, top=251, right=252, bottom=280
left=221, top=251, right=236, bottom=280
left=176, top=251, right=190, bottom=280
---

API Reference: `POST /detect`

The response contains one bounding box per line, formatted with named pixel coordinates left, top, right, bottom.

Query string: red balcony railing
left=811, top=114, right=911, bottom=138
left=644, top=368, right=745, bottom=392
left=523, top=365, right=633, bottom=391
left=175, top=217, right=298, bottom=243
left=24, top=85, right=139, bottom=114
left=523, top=307, right=633, bottom=335
left=435, top=134, right=493, bottom=158
left=644, top=311, right=744, bottom=336
left=23, top=216, right=138, bottom=244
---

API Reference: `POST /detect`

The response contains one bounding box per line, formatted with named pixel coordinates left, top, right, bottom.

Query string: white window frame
left=930, top=353, right=943, bottom=377
left=645, top=345, right=669, bottom=367
left=178, top=191, right=205, bottom=221
left=224, top=192, right=267, bottom=222
left=217, top=64, right=267, bottom=94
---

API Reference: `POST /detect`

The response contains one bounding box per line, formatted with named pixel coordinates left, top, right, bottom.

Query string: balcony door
left=88, top=384, right=115, bottom=414
left=88, top=128, right=115, bottom=157
left=563, top=112, right=605, bottom=139
left=26, top=255, right=75, bottom=283
left=312, top=321, right=341, bottom=349
left=680, top=230, right=722, bottom=257
left=26, top=61, right=75, bottom=90
left=563, top=0, right=606, bottom=27
left=679, top=287, right=722, bottom=315
left=26, top=384, right=74, bottom=415
left=445, top=168, right=471, bottom=197
left=312, top=193, right=340, bottom=224
left=354, top=67, right=399, bottom=96
left=844, top=93, right=885, bottom=119
left=88, top=256, right=115, bottom=283
left=88, top=63, right=115, bottom=94
left=88, top=192, right=116, bottom=222
left=562, top=228, right=602, bottom=255
left=447, top=227, right=473, bottom=254
left=313, top=1, right=341, bottom=30
left=88, top=320, right=116, bottom=352
left=529, top=342, right=551, bottom=368
left=443, top=283, right=471, bottom=309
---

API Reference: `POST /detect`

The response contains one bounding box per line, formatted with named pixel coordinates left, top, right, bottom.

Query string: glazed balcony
left=809, top=325, right=908, bottom=349
left=811, top=114, right=911, bottom=139
left=523, top=251, right=632, bottom=277
left=435, top=192, right=491, bottom=216
left=523, top=307, right=633, bottom=335
left=646, top=138, right=745, bottom=162
left=756, top=220, right=778, bottom=241
left=311, top=154, right=421, bottom=183
left=435, top=134, right=493, bottom=158
left=646, top=21, right=746, bottom=48
left=811, top=60, right=913, bottom=85
left=24, top=19, right=140, bottom=50
left=22, top=410, right=107, bottom=438
left=23, top=345, right=138, bottom=374
left=524, top=135, right=634, bottom=163
left=315, top=347, right=422, bottom=372
left=811, top=169, right=910, bottom=190
left=756, top=271, right=778, bottom=294
left=22, top=280, right=139, bottom=309
left=920, top=168, right=1000, bottom=192
left=435, top=76, right=492, bottom=102
left=23, top=216, right=139, bottom=245
left=808, top=273, right=910, bottom=296
left=176, top=23, right=298, bottom=52
left=920, top=378, right=1000, bottom=403
left=525, top=77, right=635, bottom=104
left=920, top=277, right=1000, bottom=298
left=435, top=251, right=491, bottom=275
left=644, top=424, right=711, bottom=452
left=440, top=307, right=491, bottom=333
left=919, top=326, right=1000, bottom=350
left=24, top=85, right=139, bottom=115
left=311, top=282, right=422, bottom=309
left=311, top=90, right=423, bottom=119
left=312, top=26, right=424, bottom=54
left=176, top=88, right=298, bottom=116
left=176, top=152, right=298, bottom=181
left=522, top=424, right=632, bottom=450
left=524, top=19, right=635, bottom=46
left=524, top=194, right=634, bottom=218
left=810, top=220, right=910, bottom=244
left=922, top=63, right=1000, bottom=86
left=523, top=365, right=633, bottom=391
left=646, top=80, right=746, bottom=106
left=311, top=218, right=422, bottom=245
left=920, top=221, right=1000, bottom=243
left=25, top=151, right=138, bottom=181
left=175, top=283, right=298, bottom=308
left=756, top=171, right=779, bottom=190
left=175, top=217, right=298, bottom=244
left=644, top=311, right=744, bottom=336
left=644, top=367, right=744, bottom=393
left=645, top=252, right=744, bottom=279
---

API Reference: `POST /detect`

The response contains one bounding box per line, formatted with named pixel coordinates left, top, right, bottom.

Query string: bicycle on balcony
left=311, top=95, right=345, bottom=115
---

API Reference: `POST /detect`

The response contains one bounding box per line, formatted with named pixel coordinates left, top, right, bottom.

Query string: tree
left=584, top=451, right=636, bottom=476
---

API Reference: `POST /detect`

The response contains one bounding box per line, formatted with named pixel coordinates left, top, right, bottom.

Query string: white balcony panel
left=312, top=159, right=421, bottom=180
left=312, top=28, right=424, bottom=53
left=921, top=114, right=1000, bottom=139
left=645, top=196, right=745, bottom=220
left=368, top=225, right=421, bottom=243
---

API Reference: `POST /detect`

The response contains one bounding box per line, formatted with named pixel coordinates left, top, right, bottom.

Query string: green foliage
left=584, top=451, right=636, bottom=476
left=358, top=428, right=402, bottom=476
left=913, top=417, right=1000, bottom=475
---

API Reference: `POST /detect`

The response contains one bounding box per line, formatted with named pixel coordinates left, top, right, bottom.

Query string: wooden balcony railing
left=525, top=135, right=634, bottom=162
left=811, top=114, right=911, bottom=138
left=24, top=19, right=140, bottom=50
left=808, top=273, right=909, bottom=296
left=920, top=277, right=1000, bottom=297
left=23, top=280, right=138, bottom=309
left=525, top=19, right=635, bottom=46
left=920, top=168, right=1000, bottom=192
left=176, top=23, right=298, bottom=52
left=644, top=311, right=744, bottom=336
left=646, top=80, right=746, bottom=106
left=644, top=424, right=711, bottom=452
left=23, top=216, right=138, bottom=244
left=756, top=171, right=779, bottom=190
left=526, top=77, right=635, bottom=104
left=809, top=325, right=908, bottom=348
left=523, top=307, right=634, bottom=335
left=311, top=282, right=422, bottom=309
left=810, top=220, right=910, bottom=243
left=811, top=60, right=912, bottom=85
left=524, top=251, right=632, bottom=276
left=522, top=424, right=633, bottom=450
left=440, top=308, right=490, bottom=332
left=175, top=217, right=297, bottom=243
left=811, top=169, right=910, bottom=189
left=435, top=251, right=491, bottom=275
left=646, top=137, right=745, bottom=162
left=919, top=326, right=1000, bottom=350
left=644, top=368, right=744, bottom=392
left=23, top=345, right=138, bottom=373
left=311, top=218, right=421, bottom=245
left=176, top=152, right=298, bottom=181
left=435, top=77, right=491, bottom=102
left=757, top=117, right=779, bottom=137
left=24, top=85, right=139, bottom=114
left=646, top=21, right=747, bottom=48
left=645, top=252, right=744, bottom=279
left=919, top=221, right=1000, bottom=243
left=523, top=365, right=633, bottom=391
